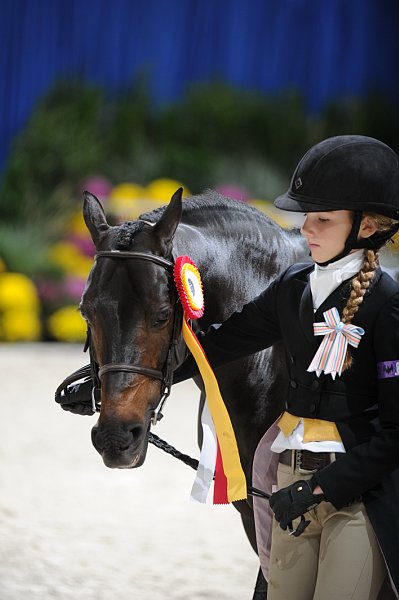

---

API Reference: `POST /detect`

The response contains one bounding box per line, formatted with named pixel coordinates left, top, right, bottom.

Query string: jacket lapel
left=298, top=274, right=315, bottom=342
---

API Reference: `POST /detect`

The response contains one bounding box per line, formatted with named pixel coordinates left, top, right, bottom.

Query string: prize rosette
left=173, top=256, right=246, bottom=504
left=173, top=256, right=204, bottom=320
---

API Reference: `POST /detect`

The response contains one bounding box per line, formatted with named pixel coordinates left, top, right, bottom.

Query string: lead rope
left=55, top=363, right=269, bottom=500
left=148, top=432, right=270, bottom=500
left=149, top=430, right=315, bottom=536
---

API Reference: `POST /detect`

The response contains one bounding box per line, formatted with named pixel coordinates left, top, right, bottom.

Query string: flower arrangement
left=0, top=175, right=301, bottom=343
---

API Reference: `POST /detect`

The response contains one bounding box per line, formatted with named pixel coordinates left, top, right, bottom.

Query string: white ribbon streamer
left=190, top=399, right=217, bottom=503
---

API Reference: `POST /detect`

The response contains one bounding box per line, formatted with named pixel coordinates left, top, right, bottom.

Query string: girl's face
left=300, top=210, right=354, bottom=263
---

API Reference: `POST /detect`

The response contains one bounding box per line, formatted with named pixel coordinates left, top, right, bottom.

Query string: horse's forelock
left=115, top=221, right=146, bottom=250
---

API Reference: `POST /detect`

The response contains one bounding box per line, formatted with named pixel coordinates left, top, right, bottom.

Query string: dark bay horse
left=80, top=187, right=307, bottom=598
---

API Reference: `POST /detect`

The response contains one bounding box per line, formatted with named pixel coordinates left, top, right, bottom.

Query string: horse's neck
left=174, top=216, right=306, bottom=323
left=175, top=218, right=306, bottom=279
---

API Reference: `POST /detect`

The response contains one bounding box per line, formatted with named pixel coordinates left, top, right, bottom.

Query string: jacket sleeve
left=315, top=291, right=399, bottom=508
left=173, top=272, right=284, bottom=383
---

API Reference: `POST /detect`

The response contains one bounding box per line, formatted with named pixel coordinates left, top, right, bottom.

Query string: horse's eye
left=154, top=308, right=171, bottom=326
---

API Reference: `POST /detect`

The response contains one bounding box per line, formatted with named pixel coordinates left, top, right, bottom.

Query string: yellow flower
left=50, top=241, right=81, bottom=270
left=0, top=309, right=41, bottom=341
left=107, top=180, right=190, bottom=221
left=108, top=196, right=139, bottom=219
left=49, top=242, right=93, bottom=277
left=69, top=211, right=89, bottom=236
left=144, top=178, right=190, bottom=202
left=0, top=273, right=40, bottom=311
left=109, top=182, right=145, bottom=201
left=107, top=183, right=146, bottom=220
left=47, top=305, right=87, bottom=342
left=69, top=256, right=93, bottom=278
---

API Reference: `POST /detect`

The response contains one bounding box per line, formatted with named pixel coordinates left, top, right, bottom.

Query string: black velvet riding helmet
left=274, top=135, right=399, bottom=263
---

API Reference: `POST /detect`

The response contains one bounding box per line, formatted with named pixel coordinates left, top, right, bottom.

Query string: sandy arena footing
left=0, top=343, right=259, bottom=600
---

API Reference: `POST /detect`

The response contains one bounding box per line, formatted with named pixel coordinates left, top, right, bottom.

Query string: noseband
left=89, top=250, right=182, bottom=424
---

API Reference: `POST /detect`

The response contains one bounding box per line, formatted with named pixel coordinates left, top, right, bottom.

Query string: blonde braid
left=341, top=249, right=379, bottom=371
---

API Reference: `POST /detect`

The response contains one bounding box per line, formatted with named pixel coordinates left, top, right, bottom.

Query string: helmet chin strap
left=315, top=212, right=399, bottom=267
left=315, top=212, right=363, bottom=267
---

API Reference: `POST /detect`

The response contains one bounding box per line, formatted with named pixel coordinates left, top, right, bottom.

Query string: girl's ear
left=358, top=215, right=378, bottom=240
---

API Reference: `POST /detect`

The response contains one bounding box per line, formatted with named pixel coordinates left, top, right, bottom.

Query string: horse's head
left=81, top=188, right=185, bottom=468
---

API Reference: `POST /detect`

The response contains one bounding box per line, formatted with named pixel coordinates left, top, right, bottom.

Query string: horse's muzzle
left=91, top=420, right=148, bottom=468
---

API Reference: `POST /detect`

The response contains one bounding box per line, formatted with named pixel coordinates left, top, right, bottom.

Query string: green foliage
left=1, top=78, right=398, bottom=227
left=0, top=222, right=61, bottom=278
left=156, top=83, right=309, bottom=190
left=318, top=93, right=399, bottom=150
left=1, top=81, right=105, bottom=222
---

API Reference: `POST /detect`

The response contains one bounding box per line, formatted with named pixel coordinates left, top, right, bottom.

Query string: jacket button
left=311, top=380, right=319, bottom=391
left=309, top=403, right=316, bottom=413
left=290, top=380, right=298, bottom=389
left=290, top=355, right=295, bottom=364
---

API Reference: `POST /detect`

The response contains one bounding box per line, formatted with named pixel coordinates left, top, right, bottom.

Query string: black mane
left=139, top=189, right=279, bottom=226
left=115, top=189, right=303, bottom=258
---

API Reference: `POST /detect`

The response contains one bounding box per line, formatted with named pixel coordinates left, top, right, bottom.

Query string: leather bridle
left=88, top=249, right=183, bottom=425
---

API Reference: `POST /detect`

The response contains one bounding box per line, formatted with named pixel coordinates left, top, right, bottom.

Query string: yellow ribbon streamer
left=182, top=318, right=247, bottom=502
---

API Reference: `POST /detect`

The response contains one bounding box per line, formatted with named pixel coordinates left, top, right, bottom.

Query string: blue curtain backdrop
left=1, top=0, right=399, bottom=175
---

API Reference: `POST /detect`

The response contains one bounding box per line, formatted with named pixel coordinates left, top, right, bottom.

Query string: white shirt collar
left=310, top=250, right=365, bottom=311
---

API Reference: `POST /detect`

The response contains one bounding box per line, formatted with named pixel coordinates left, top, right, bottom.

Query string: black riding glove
left=269, top=478, right=324, bottom=534
left=55, top=380, right=99, bottom=416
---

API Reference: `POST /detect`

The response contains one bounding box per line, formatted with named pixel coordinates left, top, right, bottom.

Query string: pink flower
left=215, top=184, right=250, bottom=203
left=67, top=234, right=95, bottom=257
left=63, top=276, right=86, bottom=301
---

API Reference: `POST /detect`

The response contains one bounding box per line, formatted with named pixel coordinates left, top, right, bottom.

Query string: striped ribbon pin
left=307, top=307, right=365, bottom=380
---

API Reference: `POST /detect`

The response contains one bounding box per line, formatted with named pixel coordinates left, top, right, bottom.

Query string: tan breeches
left=267, top=463, right=387, bottom=600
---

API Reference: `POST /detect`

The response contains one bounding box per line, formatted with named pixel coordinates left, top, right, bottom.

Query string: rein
left=91, top=249, right=181, bottom=425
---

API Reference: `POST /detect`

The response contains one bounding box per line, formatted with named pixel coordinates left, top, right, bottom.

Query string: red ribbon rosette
left=173, top=256, right=204, bottom=320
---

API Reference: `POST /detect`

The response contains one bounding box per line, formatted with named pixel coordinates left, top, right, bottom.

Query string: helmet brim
left=274, top=191, right=343, bottom=213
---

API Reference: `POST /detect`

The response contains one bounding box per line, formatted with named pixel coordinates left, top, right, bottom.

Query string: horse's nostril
left=129, top=423, right=144, bottom=443
left=91, top=427, right=103, bottom=450
left=91, top=424, right=139, bottom=454
left=119, top=431, right=134, bottom=451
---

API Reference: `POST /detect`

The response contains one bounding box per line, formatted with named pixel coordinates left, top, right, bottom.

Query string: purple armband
left=377, top=360, right=399, bottom=379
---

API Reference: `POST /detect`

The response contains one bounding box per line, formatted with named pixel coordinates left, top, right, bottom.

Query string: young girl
left=176, top=135, right=399, bottom=599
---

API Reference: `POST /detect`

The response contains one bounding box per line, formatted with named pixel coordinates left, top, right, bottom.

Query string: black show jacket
left=192, top=263, right=399, bottom=590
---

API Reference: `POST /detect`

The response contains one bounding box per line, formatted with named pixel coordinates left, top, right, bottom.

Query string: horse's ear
left=83, top=191, right=110, bottom=247
left=153, top=187, right=183, bottom=249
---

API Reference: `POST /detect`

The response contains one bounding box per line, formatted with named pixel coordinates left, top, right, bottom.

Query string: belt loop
left=294, top=449, right=300, bottom=474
